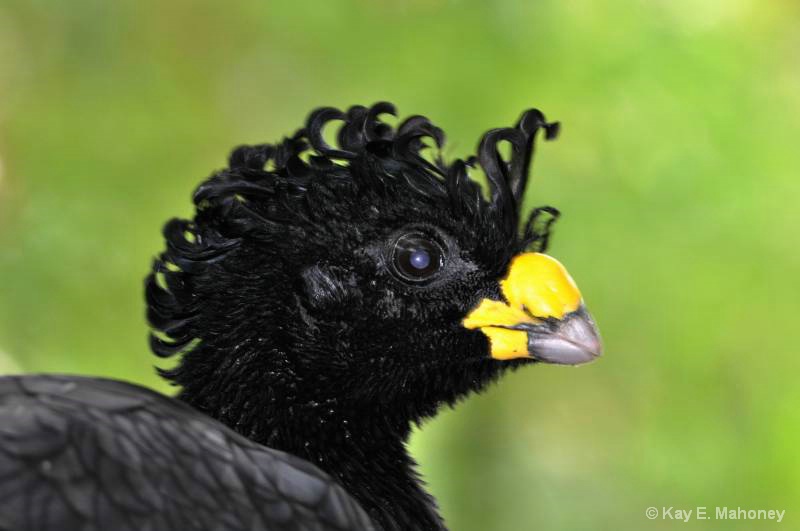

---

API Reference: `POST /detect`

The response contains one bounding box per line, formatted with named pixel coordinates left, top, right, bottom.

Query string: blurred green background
left=1, top=1, right=798, bottom=529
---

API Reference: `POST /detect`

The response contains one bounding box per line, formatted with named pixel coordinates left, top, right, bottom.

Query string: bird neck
left=178, top=384, right=445, bottom=530
left=282, top=414, right=445, bottom=531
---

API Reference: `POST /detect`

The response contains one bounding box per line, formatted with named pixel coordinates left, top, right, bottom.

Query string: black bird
left=0, top=103, right=602, bottom=530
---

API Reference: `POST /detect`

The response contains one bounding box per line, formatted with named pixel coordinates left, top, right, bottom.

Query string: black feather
left=0, top=375, right=375, bottom=531
left=1, top=103, right=567, bottom=531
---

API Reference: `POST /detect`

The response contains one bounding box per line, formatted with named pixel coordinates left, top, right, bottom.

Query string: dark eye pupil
left=409, top=250, right=430, bottom=270
left=391, top=232, right=444, bottom=283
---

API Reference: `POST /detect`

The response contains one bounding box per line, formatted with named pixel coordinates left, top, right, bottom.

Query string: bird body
left=0, top=103, right=601, bottom=530
left=0, top=374, right=375, bottom=530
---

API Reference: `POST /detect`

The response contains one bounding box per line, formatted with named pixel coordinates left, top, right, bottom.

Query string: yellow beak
left=462, top=253, right=602, bottom=365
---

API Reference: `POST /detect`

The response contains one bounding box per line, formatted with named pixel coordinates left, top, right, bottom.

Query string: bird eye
left=390, top=232, right=445, bottom=284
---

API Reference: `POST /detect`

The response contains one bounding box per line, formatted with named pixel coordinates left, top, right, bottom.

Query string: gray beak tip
left=526, top=306, right=602, bottom=366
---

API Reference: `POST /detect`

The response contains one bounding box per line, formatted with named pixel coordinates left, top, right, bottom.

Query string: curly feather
left=146, top=102, right=560, bottom=362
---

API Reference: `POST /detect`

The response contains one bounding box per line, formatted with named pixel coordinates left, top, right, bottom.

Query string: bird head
left=146, top=102, right=601, bottom=428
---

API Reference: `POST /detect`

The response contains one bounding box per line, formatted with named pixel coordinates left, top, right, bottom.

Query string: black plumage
left=0, top=375, right=373, bottom=531
left=0, top=103, right=599, bottom=530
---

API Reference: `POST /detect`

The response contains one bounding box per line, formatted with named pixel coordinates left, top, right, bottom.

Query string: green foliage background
left=1, top=1, right=798, bottom=529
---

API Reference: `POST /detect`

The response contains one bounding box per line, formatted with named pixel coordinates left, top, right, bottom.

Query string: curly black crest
left=146, top=102, right=560, bottom=360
